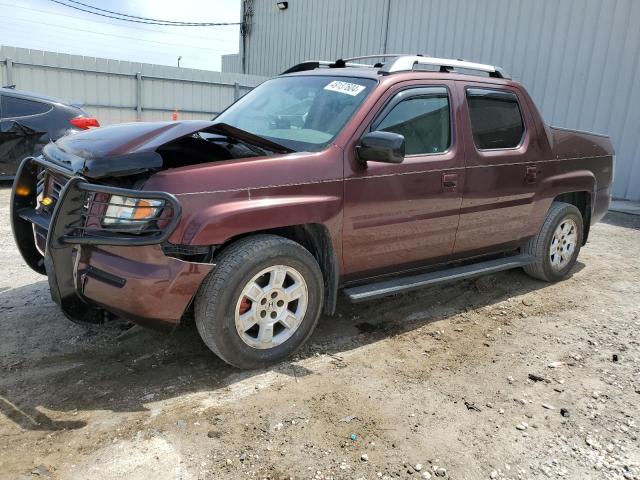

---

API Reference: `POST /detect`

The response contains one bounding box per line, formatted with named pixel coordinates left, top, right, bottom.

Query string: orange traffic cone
left=172, top=109, right=178, bottom=121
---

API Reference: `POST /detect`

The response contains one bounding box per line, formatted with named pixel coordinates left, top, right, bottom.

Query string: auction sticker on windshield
left=323, top=80, right=366, bottom=96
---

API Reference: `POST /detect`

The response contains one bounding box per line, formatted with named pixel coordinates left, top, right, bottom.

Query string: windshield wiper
left=203, top=133, right=269, bottom=157
left=207, top=123, right=294, bottom=154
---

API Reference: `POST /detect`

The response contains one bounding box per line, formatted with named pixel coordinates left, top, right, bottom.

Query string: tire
left=194, top=234, right=324, bottom=369
left=523, top=202, right=584, bottom=282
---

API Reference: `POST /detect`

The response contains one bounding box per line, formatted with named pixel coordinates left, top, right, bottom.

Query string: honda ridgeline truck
left=11, top=55, right=614, bottom=368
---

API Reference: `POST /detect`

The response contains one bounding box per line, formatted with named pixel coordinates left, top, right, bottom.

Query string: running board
left=344, top=254, right=536, bottom=303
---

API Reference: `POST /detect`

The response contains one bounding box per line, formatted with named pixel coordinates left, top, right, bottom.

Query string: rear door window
left=0, top=95, right=51, bottom=118
left=375, top=87, right=451, bottom=155
left=466, top=88, right=524, bottom=149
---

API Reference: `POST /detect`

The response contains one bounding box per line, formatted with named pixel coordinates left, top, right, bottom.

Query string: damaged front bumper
left=11, top=156, right=213, bottom=328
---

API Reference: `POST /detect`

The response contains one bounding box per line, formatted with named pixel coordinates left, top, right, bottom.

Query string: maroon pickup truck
left=11, top=55, right=613, bottom=369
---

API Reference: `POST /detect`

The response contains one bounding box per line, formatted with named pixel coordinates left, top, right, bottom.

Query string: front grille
left=34, top=168, right=72, bottom=253
left=50, top=175, right=65, bottom=201
left=36, top=167, right=69, bottom=210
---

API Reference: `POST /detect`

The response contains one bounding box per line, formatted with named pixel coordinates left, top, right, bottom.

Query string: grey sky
left=0, top=0, right=241, bottom=71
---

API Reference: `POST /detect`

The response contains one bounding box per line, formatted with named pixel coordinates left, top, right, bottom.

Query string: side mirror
left=356, top=131, right=405, bottom=164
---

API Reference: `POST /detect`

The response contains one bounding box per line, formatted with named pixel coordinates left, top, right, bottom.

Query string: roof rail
left=281, top=55, right=422, bottom=74
left=280, top=55, right=510, bottom=79
left=280, top=60, right=373, bottom=75
left=380, top=55, right=510, bottom=79
left=343, top=53, right=419, bottom=62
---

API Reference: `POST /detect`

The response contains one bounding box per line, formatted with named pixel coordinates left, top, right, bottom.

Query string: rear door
left=454, top=81, right=543, bottom=256
left=342, top=81, right=464, bottom=280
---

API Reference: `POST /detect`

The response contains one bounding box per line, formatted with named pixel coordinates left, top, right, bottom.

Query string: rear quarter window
left=466, top=88, right=524, bottom=150
left=1, top=95, right=52, bottom=118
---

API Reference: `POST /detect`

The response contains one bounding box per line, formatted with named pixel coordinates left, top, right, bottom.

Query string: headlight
left=102, top=195, right=165, bottom=227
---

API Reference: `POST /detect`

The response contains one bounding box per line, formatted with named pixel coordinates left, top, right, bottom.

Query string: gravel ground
left=0, top=184, right=638, bottom=480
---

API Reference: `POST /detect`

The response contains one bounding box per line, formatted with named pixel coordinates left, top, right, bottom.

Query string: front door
left=342, top=82, right=464, bottom=280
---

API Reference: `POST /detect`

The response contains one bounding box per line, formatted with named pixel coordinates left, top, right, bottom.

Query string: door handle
left=442, top=173, right=458, bottom=192
left=525, top=165, right=538, bottom=184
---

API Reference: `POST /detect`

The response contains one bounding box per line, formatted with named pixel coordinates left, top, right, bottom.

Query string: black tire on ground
left=523, top=201, right=584, bottom=282
left=194, top=234, right=324, bottom=369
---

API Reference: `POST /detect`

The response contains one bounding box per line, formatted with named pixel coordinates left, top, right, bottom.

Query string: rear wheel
left=194, top=235, right=323, bottom=369
left=523, top=202, right=583, bottom=282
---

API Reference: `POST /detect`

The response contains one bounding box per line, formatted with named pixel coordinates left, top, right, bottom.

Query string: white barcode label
left=323, top=80, right=366, bottom=96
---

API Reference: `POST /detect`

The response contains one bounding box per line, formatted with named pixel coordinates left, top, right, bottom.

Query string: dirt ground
left=0, top=184, right=638, bottom=480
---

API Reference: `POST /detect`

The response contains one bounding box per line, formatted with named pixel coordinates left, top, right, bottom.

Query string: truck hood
left=42, top=120, right=291, bottom=179
left=43, top=120, right=215, bottom=179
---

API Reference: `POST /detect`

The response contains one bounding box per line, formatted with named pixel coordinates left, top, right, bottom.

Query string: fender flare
left=530, top=169, right=596, bottom=242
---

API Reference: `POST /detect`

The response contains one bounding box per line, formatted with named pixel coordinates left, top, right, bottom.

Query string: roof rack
left=380, top=55, right=510, bottom=78
left=281, top=55, right=510, bottom=79
left=281, top=54, right=416, bottom=75
left=280, top=60, right=373, bottom=75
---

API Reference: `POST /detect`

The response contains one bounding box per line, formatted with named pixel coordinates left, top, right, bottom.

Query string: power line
left=0, top=3, right=238, bottom=43
left=48, top=0, right=242, bottom=26
left=63, top=0, right=238, bottom=26
left=0, top=15, right=235, bottom=52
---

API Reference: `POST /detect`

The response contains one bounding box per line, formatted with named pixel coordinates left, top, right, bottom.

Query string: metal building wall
left=237, top=0, right=640, bottom=201
left=1, top=45, right=266, bottom=125
left=222, top=53, right=242, bottom=73
left=243, top=0, right=389, bottom=76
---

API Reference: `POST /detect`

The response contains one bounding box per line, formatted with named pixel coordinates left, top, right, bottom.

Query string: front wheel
left=194, top=235, right=324, bottom=369
left=523, top=201, right=584, bottom=282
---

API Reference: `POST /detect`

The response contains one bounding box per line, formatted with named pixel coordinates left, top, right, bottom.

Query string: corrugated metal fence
left=232, top=0, right=640, bottom=201
left=1, top=45, right=267, bottom=125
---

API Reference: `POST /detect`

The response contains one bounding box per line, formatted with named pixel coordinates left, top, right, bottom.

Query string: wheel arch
left=212, top=224, right=340, bottom=316
left=552, top=190, right=592, bottom=245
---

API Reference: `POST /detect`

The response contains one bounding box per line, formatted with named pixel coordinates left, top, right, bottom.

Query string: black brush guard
left=11, top=156, right=182, bottom=323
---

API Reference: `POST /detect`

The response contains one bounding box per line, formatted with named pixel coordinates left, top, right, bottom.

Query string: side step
left=343, top=254, right=535, bottom=303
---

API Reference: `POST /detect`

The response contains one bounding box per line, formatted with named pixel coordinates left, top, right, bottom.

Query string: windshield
left=214, top=75, right=376, bottom=152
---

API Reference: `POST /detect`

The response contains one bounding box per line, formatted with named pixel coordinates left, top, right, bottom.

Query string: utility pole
left=241, top=0, right=254, bottom=74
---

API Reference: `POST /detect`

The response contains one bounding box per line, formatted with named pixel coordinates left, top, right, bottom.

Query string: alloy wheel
left=549, top=218, right=578, bottom=271
left=234, top=265, right=308, bottom=349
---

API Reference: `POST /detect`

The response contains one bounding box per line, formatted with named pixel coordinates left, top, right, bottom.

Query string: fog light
left=40, top=196, right=54, bottom=206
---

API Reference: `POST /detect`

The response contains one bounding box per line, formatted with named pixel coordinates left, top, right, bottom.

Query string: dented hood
left=43, top=120, right=215, bottom=178
left=43, top=120, right=292, bottom=179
